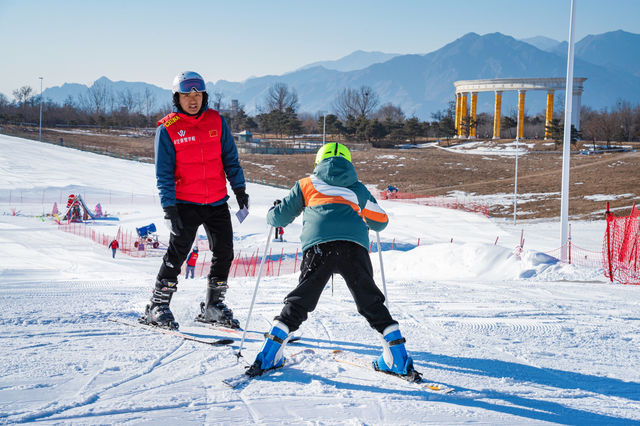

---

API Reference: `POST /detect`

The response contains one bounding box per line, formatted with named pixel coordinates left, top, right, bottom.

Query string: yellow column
left=493, top=91, right=502, bottom=139
left=517, top=90, right=526, bottom=139
left=461, top=93, right=468, bottom=137
left=455, top=93, right=461, bottom=137
left=470, top=92, right=478, bottom=138
left=544, top=90, right=554, bottom=140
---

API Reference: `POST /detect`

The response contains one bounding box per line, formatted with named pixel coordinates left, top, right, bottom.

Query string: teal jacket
left=267, top=157, right=388, bottom=252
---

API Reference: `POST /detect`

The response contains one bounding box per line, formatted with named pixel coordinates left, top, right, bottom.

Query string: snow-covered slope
left=1, top=134, right=638, bottom=424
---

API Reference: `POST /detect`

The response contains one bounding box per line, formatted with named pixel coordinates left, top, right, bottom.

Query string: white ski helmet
left=172, top=71, right=207, bottom=94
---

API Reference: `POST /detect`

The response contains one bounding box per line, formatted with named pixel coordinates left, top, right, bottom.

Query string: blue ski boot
left=372, top=324, right=422, bottom=382
left=246, top=321, right=291, bottom=377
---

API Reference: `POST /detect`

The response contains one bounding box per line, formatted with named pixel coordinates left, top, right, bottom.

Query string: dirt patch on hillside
left=4, top=125, right=639, bottom=220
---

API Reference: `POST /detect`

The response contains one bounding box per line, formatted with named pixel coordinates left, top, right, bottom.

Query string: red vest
left=158, top=110, right=227, bottom=204
left=187, top=252, right=199, bottom=266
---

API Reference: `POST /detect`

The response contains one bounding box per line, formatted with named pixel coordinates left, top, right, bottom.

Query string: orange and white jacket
left=267, top=157, right=388, bottom=252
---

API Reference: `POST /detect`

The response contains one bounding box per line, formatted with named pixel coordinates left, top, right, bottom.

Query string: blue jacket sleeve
left=219, top=115, right=246, bottom=191
left=154, top=125, right=177, bottom=208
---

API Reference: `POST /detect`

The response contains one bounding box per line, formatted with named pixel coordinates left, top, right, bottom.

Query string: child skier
left=185, top=246, right=198, bottom=279
left=246, top=143, right=421, bottom=381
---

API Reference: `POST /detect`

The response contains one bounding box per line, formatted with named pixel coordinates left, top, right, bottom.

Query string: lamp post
left=513, top=136, right=519, bottom=225
left=318, top=110, right=327, bottom=143
left=38, top=77, right=43, bottom=142
left=323, top=113, right=327, bottom=143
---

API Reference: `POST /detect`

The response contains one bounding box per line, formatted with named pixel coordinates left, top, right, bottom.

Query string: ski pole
left=376, top=231, right=389, bottom=308
left=236, top=226, right=274, bottom=362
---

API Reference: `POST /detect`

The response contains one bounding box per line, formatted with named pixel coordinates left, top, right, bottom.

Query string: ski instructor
left=140, top=71, right=249, bottom=331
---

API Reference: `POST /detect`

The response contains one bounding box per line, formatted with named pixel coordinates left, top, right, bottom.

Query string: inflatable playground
left=54, top=194, right=119, bottom=223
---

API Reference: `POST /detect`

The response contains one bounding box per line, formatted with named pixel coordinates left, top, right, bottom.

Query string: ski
left=331, top=350, right=455, bottom=394
left=194, top=322, right=302, bottom=344
left=108, top=318, right=234, bottom=346
left=222, top=348, right=315, bottom=388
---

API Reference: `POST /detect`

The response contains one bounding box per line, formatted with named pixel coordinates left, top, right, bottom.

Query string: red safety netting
left=379, top=190, right=489, bottom=217
left=603, top=204, right=640, bottom=285
left=57, top=222, right=301, bottom=277
left=543, top=242, right=603, bottom=270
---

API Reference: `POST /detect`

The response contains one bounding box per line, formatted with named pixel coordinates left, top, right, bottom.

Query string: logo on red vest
left=174, top=129, right=196, bottom=145
left=164, top=115, right=180, bottom=127
left=209, top=129, right=218, bottom=138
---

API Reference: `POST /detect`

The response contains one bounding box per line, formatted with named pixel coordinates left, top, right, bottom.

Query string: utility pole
left=560, top=0, right=577, bottom=262
left=39, top=77, right=43, bottom=142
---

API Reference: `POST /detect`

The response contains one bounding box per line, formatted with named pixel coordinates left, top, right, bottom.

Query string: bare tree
left=142, top=87, right=156, bottom=119
left=117, top=88, right=141, bottom=114
left=85, top=80, right=112, bottom=115
left=333, top=86, right=379, bottom=121
left=374, top=102, right=405, bottom=122
left=12, top=86, right=33, bottom=105
left=12, top=86, right=34, bottom=120
left=264, top=83, right=298, bottom=113
left=211, top=91, right=224, bottom=110
left=614, top=99, right=636, bottom=141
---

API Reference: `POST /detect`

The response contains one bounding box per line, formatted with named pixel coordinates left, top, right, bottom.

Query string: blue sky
left=1, top=0, right=639, bottom=98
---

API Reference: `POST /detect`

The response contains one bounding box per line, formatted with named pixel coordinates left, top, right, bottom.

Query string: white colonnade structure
left=453, top=77, right=586, bottom=139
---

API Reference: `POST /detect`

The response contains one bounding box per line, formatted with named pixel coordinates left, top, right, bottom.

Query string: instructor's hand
left=233, top=187, right=250, bottom=210
left=163, top=205, right=183, bottom=236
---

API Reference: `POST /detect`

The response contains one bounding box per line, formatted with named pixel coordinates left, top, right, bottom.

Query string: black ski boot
left=195, top=279, right=240, bottom=329
left=140, top=278, right=179, bottom=330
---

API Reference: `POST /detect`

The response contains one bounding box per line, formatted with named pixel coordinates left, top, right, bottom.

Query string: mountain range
left=40, top=30, right=640, bottom=121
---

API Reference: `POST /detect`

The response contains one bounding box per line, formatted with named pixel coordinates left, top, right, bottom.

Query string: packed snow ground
left=1, top=134, right=639, bottom=425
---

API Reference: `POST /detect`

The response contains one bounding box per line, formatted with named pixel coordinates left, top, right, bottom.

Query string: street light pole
left=323, top=113, right=327, bottom=143
left=39, top=77, right=43, bottom=142
left=514, top=137, right=519, bottom=224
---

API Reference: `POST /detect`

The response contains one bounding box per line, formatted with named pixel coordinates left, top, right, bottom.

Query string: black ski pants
left=275, top=240, right=396, bottom=334
left=158, top=203, right=234, bottom=282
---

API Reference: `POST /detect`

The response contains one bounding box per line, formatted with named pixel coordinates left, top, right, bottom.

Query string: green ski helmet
left=314, top=142, right=351, bottom=166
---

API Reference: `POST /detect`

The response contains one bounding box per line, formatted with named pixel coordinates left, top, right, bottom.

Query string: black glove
left=269, top=199, right=282, bottom=212
left=233, top=187, right=250, bottom=210
left=163, top=205, right=183, bottom=236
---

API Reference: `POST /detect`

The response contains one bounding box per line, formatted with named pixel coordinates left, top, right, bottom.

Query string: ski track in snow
left=1, top=134, right=640, bottom=424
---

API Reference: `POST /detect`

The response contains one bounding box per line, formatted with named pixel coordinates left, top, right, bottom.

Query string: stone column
left=461, top=93, right=468, bottom=137
left=455, top=93, right=461, bottom=137
left=545, top=90, right=554, bottom=140
left=470, top=92, right=478, bottom=138
left=517, top=90, right=526, bottom=139
left=493, top=91, right=502, bottom=139
left=572, top=91, right=582, bottom=131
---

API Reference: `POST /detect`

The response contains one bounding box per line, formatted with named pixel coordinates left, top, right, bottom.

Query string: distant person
left=273, top=201, right=284, bottom=242
left=386, top=185, right=399, bottom=199
left=109, top=239, right=119, bottom=258
left=274, top=226, right=284, bottom=242
left=140, top=71, right=249, bottom=330
left=246, top=143, right=420, bottom=382
left=185, top=246, right=199, bottom=279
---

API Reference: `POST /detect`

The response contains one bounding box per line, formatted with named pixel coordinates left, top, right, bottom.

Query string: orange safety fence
left=542, top=242, right=603, bottom=270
